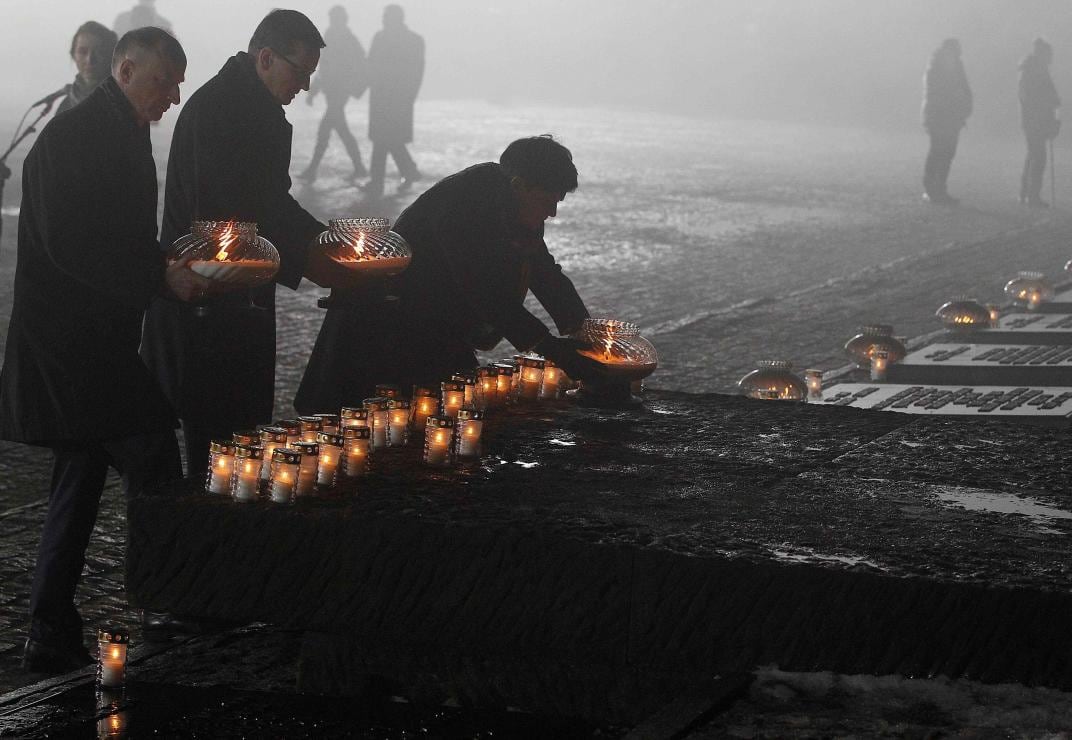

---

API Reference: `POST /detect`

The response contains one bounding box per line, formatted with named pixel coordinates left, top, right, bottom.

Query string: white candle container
left=342, top=427, right=371, bottom=477
left=986, top=304, right=1001, bottom=329
left=375, top=383, right=402, bottom=401
left=230, top=445, right=263, bottom=503
left=452, top=373, right=477, bottom=408
left=297, top=416, right=322, bottom=443
left=411, top=386, right=438, bottom=430
left=870, top=350, right=889, bottom=381
left=492, top=363, right=514, bottom=406
left=540, top=361, right=562, bottom=400
left=97, top=628, right=128, bottom=688
left=276, top=420, right=303, bottom=448
left=441, top=381, right=466, bottom=419
left=268, top=448, right=301, bottom=503
left=518, top=356, right=545, bottom=401
left=258, top=427, right=289, bottom=481
left=804, top=369, right=823, bottom=401
left=313, top=413, right=340, bottom=436
left=232, top=430, right=259, bottom=447
left=475, top=367, right=495, bottom=410
left=423, top=415, right=455, bottom=467
left=315, top=432, right=344, bottom=487
left=205, top=440, right=236, bottom=495
left=340, top=406, right=369, bottom=430
left=363, top=398, right=390, bottom=450
left=293, top=441, right=319, bottom=497
left=454, top=408, right=485, bottom=459
left=387, top=399, right=411, bottom=446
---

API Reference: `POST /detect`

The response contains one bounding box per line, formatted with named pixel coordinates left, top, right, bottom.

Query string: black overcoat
left=367, top=25, right=424, bottom=145
left=0, top=78, right=175, bottom=443
left=141, top=53, right=325, bottom=432
left=295, top=163, right=588, bottom=413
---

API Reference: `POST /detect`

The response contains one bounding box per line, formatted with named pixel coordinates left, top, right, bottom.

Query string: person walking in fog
left=56, top=22, right=118, bottom=116
left=921, top=38, right=971, bottom=206
left=114, top=0, right=173, bottom=37
left=364, top=4, right=424, bottom=198
left=299, top=5, right=369, bottom=183
left=1019, top=37, right=1060, bottom=208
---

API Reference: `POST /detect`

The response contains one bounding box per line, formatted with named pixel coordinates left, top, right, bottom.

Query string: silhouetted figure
left=114, top=0, right=172, bottom=36
left=296, top=136, right=606, bottom=413
left=299, top=5, right=369, bottom=182
left=56, top=22, right=118, bottom=116
left=364, top=4, right=424, bottom=198
left=1019, top=38, right=1060, bottom=208
left=921, top=38, right=971, bottom=206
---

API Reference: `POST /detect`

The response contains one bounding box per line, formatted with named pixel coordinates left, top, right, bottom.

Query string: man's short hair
left=112, top=26, right=186, bottom=71
left=248, top=10, right=326, bottom=55
left=500, top=135, right=579, bottom=194
left=70, top=21, right=118, bottom=58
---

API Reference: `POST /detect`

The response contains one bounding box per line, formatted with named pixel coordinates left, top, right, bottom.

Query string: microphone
left=32, top=85, right=72, bottom=109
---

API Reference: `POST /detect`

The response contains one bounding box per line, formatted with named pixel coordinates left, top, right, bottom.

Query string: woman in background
left=56, top=22, right=118, bottom=116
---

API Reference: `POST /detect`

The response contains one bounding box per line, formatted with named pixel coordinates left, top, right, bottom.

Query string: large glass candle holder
left=340, top=406, right=369, bottom=430
left=424, top=415, right=455, bottom=467
left=441, top=380, right=466, bottom=418
left=573, top=318, right=659, bottom=381
left=475, top=367, right=495, bottom=410
left=375, top=383, right=402, bottom=401
left=843, top=324, right=906, bottom=369
left=517, top=356, right=546, bottom=401
left=206, top=440, right=236, bottom=495
left=935, top=297, right=990, bottom=331
left=315, top=432, right=344, bottom=487
left=297, top=416, right=322, bottom=443
left=314, top=218, right=411, bottom=277
left=313, top=413, right=340, bottom=436
left=1004, top=271, right=1053, bottom=310
left=97, top=628, right=129, bottom=688
left=342, top=427, right=371, bottom=477
left=276, top=419, right=302, bottom=448
left=451, top=373, right=478, bottom=407
left=387, top=399, right=411, bottom=446
left=454, top=408, right=485, bottom=459
left=230, top=445, right=263, bottom=503
left=232, top=430, right=259, bottom=447
left=411, top=386, right=438, bottom=429
left=293, top=441, right=319, bottom=497
left=363, top=398, right=390, bottom=450
left=258, top=427, right=289, bottom=481
left=168, top=221, right=279, bottom=288
left=737, top=360, right=807, bottom=401
left=268, top=448, right=301, bottom=503
left=492, top=363, right=514, bottom=406
left=540, top=360, right=562, bottom=400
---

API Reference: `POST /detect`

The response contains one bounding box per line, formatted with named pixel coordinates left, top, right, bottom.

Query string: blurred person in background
left=921, top=38, right=971, bottom=206
left=1018, top=37, right=1061, bottom=208
left=114, top=0, right=173, bottom=37
left=56, top=22, right=119, bottom=116
left=299, top=5, right=369, bottom=183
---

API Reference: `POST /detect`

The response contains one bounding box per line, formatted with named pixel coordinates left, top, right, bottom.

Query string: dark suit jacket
left=368, top=24, right=424, bottom=144
left=295, top=163, right=587, bottom=413
left=141, top=53, right=325, bottom=431
left=0, top=78, right=175, bottom=443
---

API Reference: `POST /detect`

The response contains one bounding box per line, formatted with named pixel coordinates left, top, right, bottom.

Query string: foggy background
left=0, top=0, right=1070, bottom=136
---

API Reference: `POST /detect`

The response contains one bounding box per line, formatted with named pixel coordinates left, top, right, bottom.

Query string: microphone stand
left=0, top=98, right=59, bottom=246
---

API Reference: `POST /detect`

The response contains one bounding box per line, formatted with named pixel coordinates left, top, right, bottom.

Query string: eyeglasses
left=272, top=49, right=317, bottom=80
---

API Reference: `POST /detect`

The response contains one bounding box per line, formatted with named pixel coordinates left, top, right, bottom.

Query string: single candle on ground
left=97, top=628, right=128, bottom=688
left=230, top=445, right=263, bottom=503
left=342, top=427, right=371, bottom=477
left=424, top=415, right=455, bottom=466
left=268, top=448, right=301, bottom=503
left=387, top=399, right=411, bottom=446
left=540, top=360, right=562, bottom=400
left=297, top=416, right=322, bottom=443
left=206, top=440, right=236, bottom=495
left=363, top=397, right=390, bottom=450
left=441, top=380, right=466, bottom=418
left=340, top=406, right=369, bottom=430
left=294, top=441, right=319, bottom=496
left=313, top=413, right=340, bottom=436
left=518, top=356, right=545, bottom=401
left=454, top=408, right=485, bottom=458
left=411, top=386, right=438, bottom=429
left=258, top=427, right=288, bottom=481
left=315, top=432, right=344, bottom=487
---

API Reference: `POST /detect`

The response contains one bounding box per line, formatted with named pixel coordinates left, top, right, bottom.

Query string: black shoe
left=22, top=638, right=93, bottom=674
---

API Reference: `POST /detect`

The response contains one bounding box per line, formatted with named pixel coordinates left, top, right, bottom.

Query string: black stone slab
left=126, top=392, right=1072, bottom=723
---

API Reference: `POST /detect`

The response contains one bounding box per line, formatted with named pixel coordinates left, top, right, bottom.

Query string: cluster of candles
left=204, top=357, right=572, bottom=503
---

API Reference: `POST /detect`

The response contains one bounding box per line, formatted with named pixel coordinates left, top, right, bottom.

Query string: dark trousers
left=923, top=127, right=960, bottom=197
left=1021, top=132, right=1049, bottom=201
left=308, top=97, right=364, bottom=175
left=29, top=431, right=181, bottom=650
left=368, top=140, right=418, bottom=193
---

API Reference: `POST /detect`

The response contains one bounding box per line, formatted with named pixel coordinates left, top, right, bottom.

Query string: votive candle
left=297, top=416, right=322, bottom=443
left=268, top=448, right=301, bottom=503
left=518, top=356, right=545, bottom=401
left=441, top=380, right=466, bottom=418
left=294, top=440, right=319, bottom=496
left=340, top=406, right=369, bottom=430
left=315, top=432, right=344, bottom=487
left=492, top=363, right=514, bottom=405
left=232, top=430, right=259, bottom=446
left=475, top=367, right=495, bottom=410
left=258, top=426, right=289, bottom=481
left=540, top=360, right=562, bottom=400
left=387, top=399, right=411, bottom=446
left=313, top=413, right=339, bottom=436
left=411, top=386, right=438, bottom=429
left=206, top=440, right=236, bottom=495
left=804, top=369, right=823, bottom=401
left=276, top=419, right=302, bottom=448
left=97, top=628, right=128, bottom=688
left=363, top=397, right=389, bottom=450
left=375, top=384, right=402, bottom=400
left=870, top=350, right=889, bottom=381
left=230, top=444, right=263, bottom=503
left=342, top=427, right=371, bottom=477
left=452, top=373, right=477, bottom=407
left=424, top=415, right=455, bottom=466
left=454, top=408, right=485, bottom=458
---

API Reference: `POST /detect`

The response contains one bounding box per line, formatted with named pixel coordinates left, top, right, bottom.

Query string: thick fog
left=1, top=1, right=1071, bottom=136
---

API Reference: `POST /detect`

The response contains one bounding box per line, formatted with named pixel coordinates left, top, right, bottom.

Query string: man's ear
left=255, top=47, right=273, bottom=71
left=509, top=175, right=527, bottom=193
left=116, top=58, right=135, bottom=85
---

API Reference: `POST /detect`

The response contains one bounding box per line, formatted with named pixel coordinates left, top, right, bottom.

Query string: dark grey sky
left=1, top=1, right=1069, bottom=136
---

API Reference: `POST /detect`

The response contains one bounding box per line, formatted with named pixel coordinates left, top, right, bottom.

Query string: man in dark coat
left=1019, top=38, right=1061, bottom=208
left=921, top=38, right=972, bottom=205
left=296, top=136, right=605, bottom=413
left=0, top=28, right=208, bottom=674
left=364, top=4, right=424, bottom=198
left=141, top=9, right=353, bottom=482
left=299, top=5, right=369, bottom=182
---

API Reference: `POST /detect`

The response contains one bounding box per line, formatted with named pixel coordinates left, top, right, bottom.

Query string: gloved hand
left=534, top=335, right=608, bottom=385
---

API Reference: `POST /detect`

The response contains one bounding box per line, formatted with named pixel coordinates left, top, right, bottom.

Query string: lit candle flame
left=213, top=223, right=237, bottom=261
left=352, top=232, right=366, bottom=260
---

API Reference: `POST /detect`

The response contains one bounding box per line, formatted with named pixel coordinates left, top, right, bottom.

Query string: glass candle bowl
left=737, top=360, right=807, bottom=401
left=168, top=221, right=279, bottom=287
left=314, top=218, right=412, bottom=277
left=573, top=318, right=658, bottom=382
left=843, top=324, right=906, bottom=369
left=935, top=297, right=990, bottom=331
left=1004, top=271, right=1053, bottom=310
